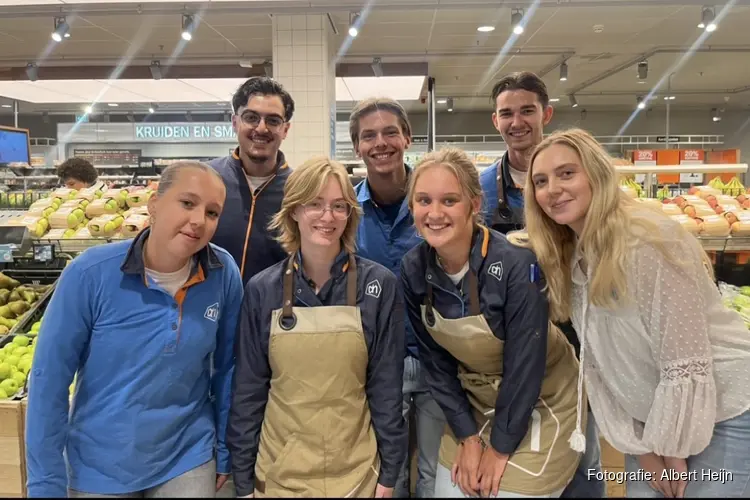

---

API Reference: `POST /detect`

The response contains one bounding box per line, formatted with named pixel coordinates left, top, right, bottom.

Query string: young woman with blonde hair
left=525, top=127, right=750, bottom=498
left=227, top=156, right=406, bottom=498
left=401, top=147, right=583, bottom=498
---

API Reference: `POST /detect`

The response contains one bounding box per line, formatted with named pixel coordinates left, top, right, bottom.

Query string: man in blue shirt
left=351, top=97, right=445, bottom=498
left=480, top=71, right=605, bottom=498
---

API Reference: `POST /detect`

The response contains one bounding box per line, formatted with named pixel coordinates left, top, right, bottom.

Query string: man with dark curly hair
left=57, top=157, right=99, bottom=190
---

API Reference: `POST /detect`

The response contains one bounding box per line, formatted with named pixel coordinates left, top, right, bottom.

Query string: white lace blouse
left=569, top=218, right=750, bottom=459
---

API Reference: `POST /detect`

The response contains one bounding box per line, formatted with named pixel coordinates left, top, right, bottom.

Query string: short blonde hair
left=407, top=147, right=484, bottom=226
left=269, top=156, right=362, bottom=255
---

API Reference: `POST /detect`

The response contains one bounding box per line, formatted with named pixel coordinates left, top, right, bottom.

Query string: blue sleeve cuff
left=217, top=449, right=231, bottom=475
left=490, top=427, right=527, bottom=455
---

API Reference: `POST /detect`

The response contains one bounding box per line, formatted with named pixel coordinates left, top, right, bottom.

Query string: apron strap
left=346, top=253, right=357, bottom=307
left=280, top=254, right=358, bottom=330
left=424, top=263, right=481, bottom=321
left=280, top=257, right=297, bottom=330
left=496, top=163, right=508, bottom=211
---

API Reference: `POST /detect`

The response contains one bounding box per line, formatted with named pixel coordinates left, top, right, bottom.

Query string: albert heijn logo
left=366, top=279, right=382, bottom=299
left=204, top=302, right=220, bottom=322
left=487, top=261, right=504, bottom=282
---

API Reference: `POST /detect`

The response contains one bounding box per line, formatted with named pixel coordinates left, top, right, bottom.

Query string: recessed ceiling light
left=477, top=26, right=495, bottom=32
left=549, top=98, right=560, bottom=102
left=108, top=103, right=119, bottom=107
left=0, top=104, right=11, bottom=108
left=437, top=99, right=447, bottom=104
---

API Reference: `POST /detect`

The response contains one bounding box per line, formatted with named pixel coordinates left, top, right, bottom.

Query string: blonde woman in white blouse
left=522, top=127, right=750, bottom=498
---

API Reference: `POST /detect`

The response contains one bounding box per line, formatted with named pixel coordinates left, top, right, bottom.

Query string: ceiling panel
left=0, top=4, right=747, bottom=112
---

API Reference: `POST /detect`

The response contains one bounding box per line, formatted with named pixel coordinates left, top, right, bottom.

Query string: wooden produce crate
left=0, top=399, right=27, bottom=497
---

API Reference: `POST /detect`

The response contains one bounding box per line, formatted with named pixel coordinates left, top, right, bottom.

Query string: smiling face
left=147, top=167, right=226, bottom=261
left=232, top=94, right=290, bottom=165
left=531, top=143, right=593, bottom=234
left=355, top=109, right=411, bottom=177
left=492, top=89, right=553, bottom=155
left=293, top=175, right=350, bottom=252
left=411, top=164, right=481, bottom=252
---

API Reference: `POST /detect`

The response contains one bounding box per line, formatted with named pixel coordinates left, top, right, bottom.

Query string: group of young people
left=24, top=72, right=750, bottom=499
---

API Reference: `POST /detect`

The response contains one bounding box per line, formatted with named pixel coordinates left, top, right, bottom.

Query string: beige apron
left=254, top=256, right=380, bottom=498
left=422, top=268, right=583, bottom=495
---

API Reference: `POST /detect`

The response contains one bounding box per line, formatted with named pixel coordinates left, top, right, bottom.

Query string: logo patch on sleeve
left=366, top=279, right=382, bottom=299
left=487, top=261, right=503, bottom=282
left=204, top=302, right=220, bottom=322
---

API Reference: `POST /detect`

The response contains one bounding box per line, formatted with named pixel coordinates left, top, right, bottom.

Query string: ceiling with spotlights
left=0, top=1, right=748, bottom=115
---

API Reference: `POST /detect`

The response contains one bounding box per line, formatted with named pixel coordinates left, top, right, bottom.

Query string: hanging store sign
left=134, top=123, right=236, bottom=142
left=656, top=136, right=682, bottom=143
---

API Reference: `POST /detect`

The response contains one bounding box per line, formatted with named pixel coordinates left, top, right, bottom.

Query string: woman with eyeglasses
left=227, top=157, right=407, bottom=498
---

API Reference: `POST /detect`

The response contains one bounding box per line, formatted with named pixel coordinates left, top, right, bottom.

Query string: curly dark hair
left=57, top=157, right=98, bottom=185
left=231, top=76, right=295, bottom=122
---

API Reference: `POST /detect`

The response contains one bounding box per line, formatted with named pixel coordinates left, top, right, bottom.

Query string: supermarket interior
left=0, top=0, right=749, bottom=498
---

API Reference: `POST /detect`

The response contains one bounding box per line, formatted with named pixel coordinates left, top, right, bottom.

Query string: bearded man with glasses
left=209, top=77, right=296, bottom=287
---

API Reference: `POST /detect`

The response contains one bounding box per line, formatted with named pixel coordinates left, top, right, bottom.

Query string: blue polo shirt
left=355, top=168, right=422, bottom=358
left=26, top=229, right=243, bottom=497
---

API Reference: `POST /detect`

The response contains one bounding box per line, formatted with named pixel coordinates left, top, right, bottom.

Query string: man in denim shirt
left=351, top=98, right=445, bottom=498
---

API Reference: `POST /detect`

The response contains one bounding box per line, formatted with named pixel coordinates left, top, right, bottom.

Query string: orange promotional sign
left=680, top=150, right=705, bottom=162
left=633, top=150, right=656, bottom=163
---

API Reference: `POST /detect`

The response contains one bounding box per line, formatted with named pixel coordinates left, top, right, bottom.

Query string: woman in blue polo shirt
left=25, top=161, right=243, bottom=498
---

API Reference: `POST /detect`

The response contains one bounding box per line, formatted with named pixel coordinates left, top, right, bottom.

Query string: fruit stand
left=0, top=262, right=58, bottom=498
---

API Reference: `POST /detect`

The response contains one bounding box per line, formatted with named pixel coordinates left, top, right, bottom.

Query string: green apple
left=11, top=371, right=25, bottom=386
left=13, top=347, right=28, bottom=357
left=17, top=358, right=32, bottom=375
left=3, top=344, right=16, bottom=355
left=66, top=213, right=79, bottom=228
left=0, top=378, right=19, bottom=396
left=5, top=355, right=21, bottom=368
left=0, top=388, right=8, bottom=400
left=0, top=363, right=11, bottom=379
left=12, top=336, right=29, bottom=348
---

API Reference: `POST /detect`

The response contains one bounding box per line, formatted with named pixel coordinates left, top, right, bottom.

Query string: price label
left=0, top=244, right=13, bottom=263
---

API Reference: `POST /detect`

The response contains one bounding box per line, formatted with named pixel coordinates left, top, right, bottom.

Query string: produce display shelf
left=37, top=236, right=126, bottom=254
left=698, top=236, right=750, bottom=252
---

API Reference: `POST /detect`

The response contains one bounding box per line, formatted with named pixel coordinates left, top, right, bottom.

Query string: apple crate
left=0, top=398, right=27, bottom=497
left=0, top=335, right=33, bottom=400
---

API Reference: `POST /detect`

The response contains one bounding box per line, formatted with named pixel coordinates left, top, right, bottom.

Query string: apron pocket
left=265, top=433, right=325, bottom=497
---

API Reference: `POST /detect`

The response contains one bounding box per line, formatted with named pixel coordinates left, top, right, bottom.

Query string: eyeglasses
left=301, top=200, right=353, bottom=220
left=238, top=111, right=285, bottom=129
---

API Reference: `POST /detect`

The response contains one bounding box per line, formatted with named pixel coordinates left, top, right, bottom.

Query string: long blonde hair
left=524, top=128, right=712, bottom=322
left=269, top=156, right=362, bottom=255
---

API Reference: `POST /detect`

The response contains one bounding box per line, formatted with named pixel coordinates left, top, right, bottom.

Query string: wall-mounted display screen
left=0, top=126, right=31, bottom=165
